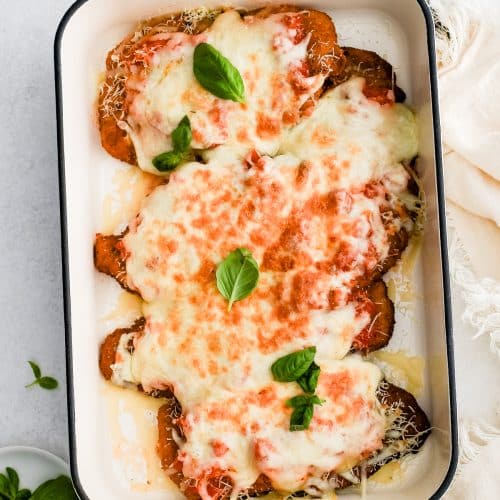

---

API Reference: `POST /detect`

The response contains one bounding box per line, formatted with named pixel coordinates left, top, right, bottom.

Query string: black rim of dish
left=54, top=1, right=458, bottom=498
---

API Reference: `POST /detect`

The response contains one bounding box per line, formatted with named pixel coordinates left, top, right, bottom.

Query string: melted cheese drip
left=102, top=384, right=173, bottom=492
left=100, top=164, right=163, bottom=234
left=370, top=350, right=424, bottom=397
left=124, top=10, right=325, bottom=173
left=109, top=77, right=419, bottom=496
left=369, top=460, right=402, bottom=484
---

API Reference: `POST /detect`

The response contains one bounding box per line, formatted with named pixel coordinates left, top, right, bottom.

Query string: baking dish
left=55, top=0, right=457, bottom=498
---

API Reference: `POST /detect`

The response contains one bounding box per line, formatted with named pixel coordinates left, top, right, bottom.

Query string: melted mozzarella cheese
left=110, top=77, right=420, bottom=496
left=180, top=357, right=384, bottom=494
left=280, top=77, right=418, bottom=192
left=125, top=280, right=369, bottom=407
left=124, top=10, right=324, bottom=173
left=123, top=155, right=393, bottom=304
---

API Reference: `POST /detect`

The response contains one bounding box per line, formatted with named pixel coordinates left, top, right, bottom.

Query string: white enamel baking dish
left=55, top=0, right=457, bottom=498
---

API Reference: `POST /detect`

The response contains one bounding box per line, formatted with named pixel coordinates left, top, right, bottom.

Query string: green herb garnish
left=30, top=475, right=78, bottom=500
left=193, top=43, right=245, bottom=103
left=0, top=467, right=31, bottom=500
left=271, top=347, right=316, bottom=383
left=216, top=248, right=259, bottom=311
left=171, top=115, right=192, bottom=152
left=287, top=394, right=324, bottom=432
left=0, top=469, right=77, bottom=500
left=25, top=361, right=58, bottom=390
left=153, top=115, right=192, bottom=172
left=272, top=349, right=325, bottom=431
left=297, top=361, right=321, bottom=394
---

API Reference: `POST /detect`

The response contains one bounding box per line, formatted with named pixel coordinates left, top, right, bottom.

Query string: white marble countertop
left=1, top=1, right=499, bottom=496
left=0, top=0, right=75, bottom=461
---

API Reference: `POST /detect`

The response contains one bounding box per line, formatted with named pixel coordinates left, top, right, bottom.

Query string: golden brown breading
left=94, top=232, right=130, bottom=292
left=98, top=318, right=145, bottom=380
left=352, top=281, right=395, bottom=354
left=330, top=46, right=406, bottom=103
left=157, top=398, right=201, bottom=499
left=251, top=6, right=345, bottom=77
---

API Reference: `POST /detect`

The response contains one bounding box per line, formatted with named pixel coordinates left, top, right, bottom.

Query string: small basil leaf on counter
left=30, top=475, right=78, bottom=500
left=271, top=347, right=316, bottom=382
left=153, top=151, right=185, bottom=172
left=28, top=361, right=41, bottom=380
left=297, top=361, right=320, bottom=394
left=171, top=115, right=192, bottom=153
left=25, top=362, right=59, bottom=391
left=290, top=403, right=314, bottom=432
left=216, top=248, right=259, bottom=310
left=38, top=377, right=59, bottom=390
left=193, top=43, right=245, bottom=102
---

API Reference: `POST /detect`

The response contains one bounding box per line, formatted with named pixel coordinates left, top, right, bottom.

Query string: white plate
left=0, top=446, right=69, bottom=492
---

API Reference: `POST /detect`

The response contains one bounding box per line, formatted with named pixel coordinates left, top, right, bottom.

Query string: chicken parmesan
left=95, top=5, right=429, bottom=499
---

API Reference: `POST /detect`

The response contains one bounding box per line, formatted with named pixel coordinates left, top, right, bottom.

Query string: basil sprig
left=272, top=348, right=325, bottom=431
left=171, top=115, right=192, bottom=152
left=153, top=115, right=192, bottom=172
left=0, top=468, right=77, bottom=500
left=31, top=476, right=78, bottom=500
left=297, top=361, right=321, bottom=394
left=287, top=395, right=325, bottom=431
left=216, top=248, right=259, bottom=310
left=0, top=467, right=31, bottom=500
left=271, top=347, right=316, bottom=382
left=25, top=361, right=58, bottom=391
left=193, top=43, right=245, bottom=103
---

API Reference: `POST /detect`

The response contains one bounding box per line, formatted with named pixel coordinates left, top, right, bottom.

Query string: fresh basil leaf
left=216, top=248, right=259, bottom=310
left=15, top=489, right=31, bottom=500
left=271, top=347, right=316, bottom=382
left=153, top=151, right=185, bottom=172
left=310, top=395, right=325, bottom=406
left=286, top=393, right=324, bottom=409
left=297, top=361, right=320, bottom=394
left=38, top=377, right=58, bottom=390
left=290, top=403, right=314, bottom=431
left=171, top=115, right=192, bottom=153
left=193, top=43, right=245, bottom=103
left=25, top=362, right=59, bottom=390
left=286, top=395, right=310, bottom=408
left=5, top=469, right=18, bottom=495
left=0, top=473, right=10, bottom=497
left=28, top=361, right=41, bottom=380
left=31, top=475, right=78, bottom=500
left=152, top=115, right=193, bottom=172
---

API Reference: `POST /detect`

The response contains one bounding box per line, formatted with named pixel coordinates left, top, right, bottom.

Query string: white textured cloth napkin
left=433, top=0, right=500, bottom=279
left=429, top=0, right=500, bottom=497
